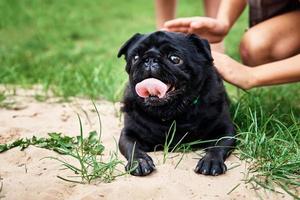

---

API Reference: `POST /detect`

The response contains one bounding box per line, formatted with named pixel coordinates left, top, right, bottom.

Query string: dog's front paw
left=125, top=154, right=155, bottom=176
left=194, top=153, right=227, bottom=176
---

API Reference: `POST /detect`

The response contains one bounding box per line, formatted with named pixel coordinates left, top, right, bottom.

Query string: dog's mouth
left=135, top=78, right=177, bottom=105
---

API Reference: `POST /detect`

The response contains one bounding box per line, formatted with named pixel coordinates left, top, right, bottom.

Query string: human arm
left=212, top=51, right=300, bottom=89
left=164, top=0, right=247, bottom=43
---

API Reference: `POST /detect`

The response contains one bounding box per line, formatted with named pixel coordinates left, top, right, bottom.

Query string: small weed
left=127, top=141, right=139, bottom=173
left=162, top=121, right=176, bottom=164
left=0, top=130, right=123, bottom=184
left=162, top=121, right=189, bottom=164
left=0, top=92, right=16, bottom=109
left=162, top=121, right=234, bottom=169
left=0, top=93, right=5, bottom=103
left=34, top=94, right=48, bottom=102
left=0, top=103, right=125, bottom=184
left=0, top=132, right=76, bottom=153
left=46, top=113, right=124, bottom=184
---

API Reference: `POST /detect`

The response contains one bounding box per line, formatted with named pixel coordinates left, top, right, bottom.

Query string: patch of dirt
left=0, top=91, right=297, bottom=200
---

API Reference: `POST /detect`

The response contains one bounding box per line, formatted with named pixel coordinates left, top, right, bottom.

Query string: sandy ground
left=0, top=89, right=296, bottom=200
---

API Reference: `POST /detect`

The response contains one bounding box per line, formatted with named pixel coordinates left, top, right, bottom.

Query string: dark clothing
left=249, top=0, right=300, bottom=27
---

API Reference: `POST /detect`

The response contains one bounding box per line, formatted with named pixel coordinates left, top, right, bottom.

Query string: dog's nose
left=145, top=57, right=159, bottom=65
left=144, top=57, right=159, bottom=72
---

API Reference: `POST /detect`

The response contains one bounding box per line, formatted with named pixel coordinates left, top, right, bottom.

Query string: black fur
left=118, top=31, right=235, bottom=176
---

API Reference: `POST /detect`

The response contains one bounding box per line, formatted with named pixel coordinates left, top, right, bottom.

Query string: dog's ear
left=117, top=33, right=142, bottom=58
left=188, top=34, right=213, bottom=62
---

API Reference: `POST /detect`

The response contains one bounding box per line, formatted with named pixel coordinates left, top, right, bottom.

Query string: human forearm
left=212, top=52, right=300, bottom=90
left=251, top=54, right=300, bottom=87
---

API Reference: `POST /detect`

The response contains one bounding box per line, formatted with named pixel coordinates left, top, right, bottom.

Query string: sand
left=0, top=89, right=296, bottom=200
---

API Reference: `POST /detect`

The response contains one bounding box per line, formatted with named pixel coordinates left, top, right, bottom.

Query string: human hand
left=212, top=51, right=256, bottom=90
left=164, top=17, right=229, bottom=43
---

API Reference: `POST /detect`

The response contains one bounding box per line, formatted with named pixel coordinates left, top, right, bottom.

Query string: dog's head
left=118, top=31, right=214, bottom=116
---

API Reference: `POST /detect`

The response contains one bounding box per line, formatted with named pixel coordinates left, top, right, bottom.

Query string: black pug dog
left=117, top=31, right=235, bottom=176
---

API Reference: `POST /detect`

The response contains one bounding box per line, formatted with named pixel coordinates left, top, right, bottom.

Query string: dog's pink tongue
left=135, top=78, right=168, bottom=98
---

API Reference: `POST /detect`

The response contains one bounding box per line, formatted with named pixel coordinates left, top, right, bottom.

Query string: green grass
left=0, top=103, right=125, bottom=184
left=0, top=128, right=124, bottom=184
left=0, top=0, right=300, bottom=197
left=0, top=0, right=246, bottom=100
left=232, top=87, right=300, bottom=198
left=47, top=113, right=124, bottom=184
left=0, top=132, right=77, bottom=153
left=162, top=121, right=189, bottom=165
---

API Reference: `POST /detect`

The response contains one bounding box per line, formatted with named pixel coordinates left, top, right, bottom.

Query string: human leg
left=240, top=11, right=300, bottom=66
left=155, top=0, right=177, bottom=29
left=203, top=0, right=224, bottom=52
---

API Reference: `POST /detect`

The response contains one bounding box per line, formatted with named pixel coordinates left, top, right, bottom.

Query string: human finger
left=164, top=18, right=193, bottom=28
left=167, top=27, right=190, bottom=33
left=190, top=18, right=216, bottom=30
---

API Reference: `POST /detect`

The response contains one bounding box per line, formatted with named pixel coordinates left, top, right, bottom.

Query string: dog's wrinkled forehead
left=120, top=31, right=187, bottom=57
left=118, top=31, right=213, bottom=62
left=143, top=31, right=187, bottom=47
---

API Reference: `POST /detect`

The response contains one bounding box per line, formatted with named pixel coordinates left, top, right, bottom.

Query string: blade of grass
left=92, top=101, right=102, bottom=141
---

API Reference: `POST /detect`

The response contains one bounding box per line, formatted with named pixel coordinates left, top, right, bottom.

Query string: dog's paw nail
left=202, top=169, right=207, bottom=174
left=222, top=164, right=227, bottom=172
left=212, top=169, right=219, bottom=176
left=150, top=162, right=156, bottom=169
left=195, top=167, right=199, bottom=172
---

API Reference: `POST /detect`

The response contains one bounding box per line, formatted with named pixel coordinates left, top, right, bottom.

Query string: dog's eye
left=169, top=55, right=182, bottom=65
left=132, top=55, right=139, bottom=64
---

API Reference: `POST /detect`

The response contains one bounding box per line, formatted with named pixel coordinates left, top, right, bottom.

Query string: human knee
left=239, top=31, right=272, bottom=66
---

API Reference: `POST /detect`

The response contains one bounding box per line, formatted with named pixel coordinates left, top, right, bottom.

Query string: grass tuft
left=0, top=132, right=77, bottom=153
left=232, top=88, right=300, bottom=198
left=0, top=103, right=125, bottom=184
left=45, top=106, right=124, bottom=184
